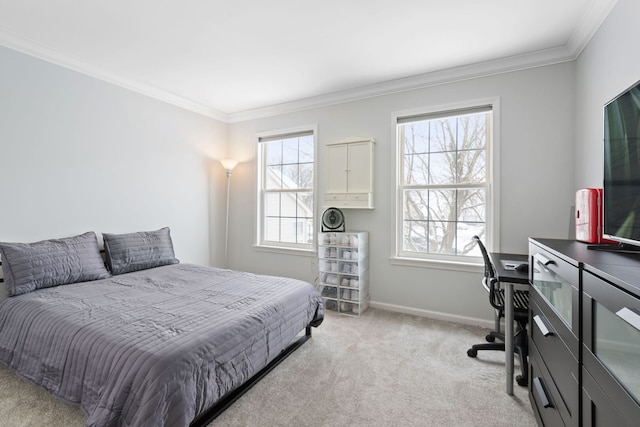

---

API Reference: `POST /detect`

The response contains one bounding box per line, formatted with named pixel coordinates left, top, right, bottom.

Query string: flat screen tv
left=602, top=79, right=640, bottom=250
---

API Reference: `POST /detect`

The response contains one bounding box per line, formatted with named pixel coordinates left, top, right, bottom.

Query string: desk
left=489, top=252, right=529, bottom=396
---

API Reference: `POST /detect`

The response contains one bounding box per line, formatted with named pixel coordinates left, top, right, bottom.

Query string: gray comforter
left=0, top=263, right=323, bottom=427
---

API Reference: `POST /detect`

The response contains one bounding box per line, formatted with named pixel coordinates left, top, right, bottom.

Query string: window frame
left=390, top=98, right=500, bottom=269
left=256, top=125, right=318, bottom=254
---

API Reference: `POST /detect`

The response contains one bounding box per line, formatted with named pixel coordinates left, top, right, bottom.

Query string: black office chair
left=467, top=235, right=530, bottom=387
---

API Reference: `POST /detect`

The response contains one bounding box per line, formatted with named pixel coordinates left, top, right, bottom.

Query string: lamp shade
left=220, top=158, right=238, bottom=172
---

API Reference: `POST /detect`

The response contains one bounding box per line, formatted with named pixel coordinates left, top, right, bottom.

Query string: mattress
left=0, top=263, right=323, bottom=427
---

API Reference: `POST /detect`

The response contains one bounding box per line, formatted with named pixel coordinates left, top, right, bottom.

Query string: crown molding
left=0, top=0, right=617, bottom=124
left=2, top=28, right=574, bottom=125
left=565, top=0, right=619, bottom=56
left=225, top=0, right=619, bottom=123
left=226, top=45, right=576, bottom=123
left=0, top=28, right=229, bottom=122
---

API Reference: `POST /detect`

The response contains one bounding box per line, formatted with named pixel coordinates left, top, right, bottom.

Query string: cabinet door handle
left=534, top=315, right=553, bottom=337
left=534, top=253, right=553, bottom=266
left=616, top=307, right=640, bottom=331
left=533, top=377, right=554, bottom=409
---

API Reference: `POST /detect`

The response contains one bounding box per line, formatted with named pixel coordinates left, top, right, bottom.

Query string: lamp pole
left=220, top=159, right=238, bottom=268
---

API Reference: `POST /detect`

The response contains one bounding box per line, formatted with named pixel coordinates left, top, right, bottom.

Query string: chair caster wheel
left=467, top=348, right=477, bottom=357
left=516, top=375, right=528, bottom=387
left=485, top=334, right=496, bottom=342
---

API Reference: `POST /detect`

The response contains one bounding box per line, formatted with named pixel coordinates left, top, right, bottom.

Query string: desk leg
left=505, top=282, right=514, bottom=396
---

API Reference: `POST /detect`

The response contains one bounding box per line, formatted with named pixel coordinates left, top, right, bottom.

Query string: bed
left=0, top=228, right=324, bottom=427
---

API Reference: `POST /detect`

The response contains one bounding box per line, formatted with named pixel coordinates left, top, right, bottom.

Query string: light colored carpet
left=0, top=308, right=536, bottom=427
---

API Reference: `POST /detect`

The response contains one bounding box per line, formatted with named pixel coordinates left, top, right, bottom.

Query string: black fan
left=321, top=207, right=345, bottom=232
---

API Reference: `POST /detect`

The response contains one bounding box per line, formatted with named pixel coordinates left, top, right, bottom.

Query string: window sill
left=389, top=256, right=482, bottom=273
left=254, top=244, right=317, bottom=258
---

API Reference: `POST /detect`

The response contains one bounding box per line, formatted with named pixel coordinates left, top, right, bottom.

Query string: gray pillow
left=102, top=227, right=179, bottom=275
left=0, top=232, right=111, bottom=297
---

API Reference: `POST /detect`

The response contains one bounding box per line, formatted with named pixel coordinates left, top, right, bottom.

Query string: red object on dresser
left=575, top=188, right=616, bottom=244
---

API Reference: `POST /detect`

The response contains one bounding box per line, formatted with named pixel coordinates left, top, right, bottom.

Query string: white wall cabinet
left=324, top=138, right=374, bottom=209
left=317, top=231, right=369, bottom=316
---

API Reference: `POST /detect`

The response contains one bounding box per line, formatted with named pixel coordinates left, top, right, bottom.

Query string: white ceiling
left=0, top=0, right=618, bottom=121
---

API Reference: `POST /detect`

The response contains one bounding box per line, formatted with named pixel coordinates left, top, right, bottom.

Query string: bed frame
left=190, top=326, right=312, bottom=427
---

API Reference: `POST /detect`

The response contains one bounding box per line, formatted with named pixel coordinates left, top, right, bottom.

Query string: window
left=394, top=103, right=496, bottom=263
left=258, top=128, right=316, bottom=250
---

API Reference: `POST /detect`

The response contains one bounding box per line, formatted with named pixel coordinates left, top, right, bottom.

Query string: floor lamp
left=220, top=158, right=238, bottom=268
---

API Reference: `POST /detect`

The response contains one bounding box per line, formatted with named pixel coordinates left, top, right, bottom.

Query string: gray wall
left=227, top=62, right=576, bottom=325
left=0, top=46, right=229, bottom=268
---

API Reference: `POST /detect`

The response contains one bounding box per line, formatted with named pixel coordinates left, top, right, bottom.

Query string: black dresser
left=528, top=238, right=640, bottom=426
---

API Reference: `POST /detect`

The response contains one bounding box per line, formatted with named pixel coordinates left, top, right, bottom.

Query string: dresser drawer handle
left=534, top=315, right=553, bottom=337
left=534, top=253, right=553, bottom=266
left=533, top=377, right=554, bottom=409
left=616, top=307, right=640, bottom=331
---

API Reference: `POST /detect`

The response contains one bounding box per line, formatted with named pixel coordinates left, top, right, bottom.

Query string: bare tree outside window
left=399, top=109, right=491, bottom=258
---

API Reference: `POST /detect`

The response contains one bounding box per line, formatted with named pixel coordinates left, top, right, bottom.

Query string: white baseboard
left=369, top=301, right=495, bottom=329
